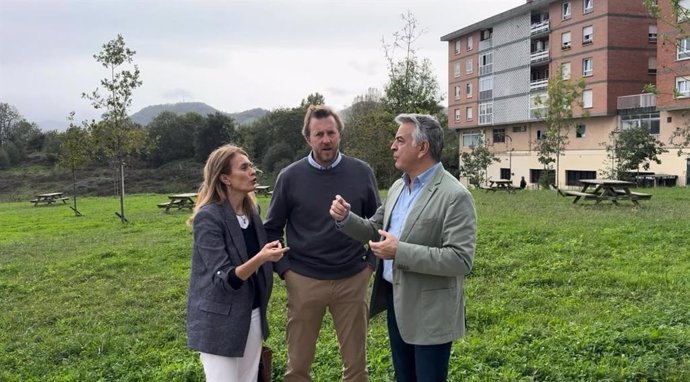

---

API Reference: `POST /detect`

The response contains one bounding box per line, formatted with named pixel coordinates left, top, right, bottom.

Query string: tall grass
left=1, top=189, right=689, bottom=381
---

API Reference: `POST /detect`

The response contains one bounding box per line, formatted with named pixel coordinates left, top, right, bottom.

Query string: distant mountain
left=130, top=102, right=268, bottom=126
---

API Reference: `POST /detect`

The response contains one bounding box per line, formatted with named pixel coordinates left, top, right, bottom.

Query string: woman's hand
left=259, top=240, right=289, bottom=263
left=235, top=240, right=289, bottom=281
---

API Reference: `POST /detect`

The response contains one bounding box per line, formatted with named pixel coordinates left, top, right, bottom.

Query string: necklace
left=237, top=214, right=249, bottom=228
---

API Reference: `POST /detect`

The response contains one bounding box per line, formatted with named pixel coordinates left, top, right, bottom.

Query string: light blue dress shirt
left=307, top=151, right=342, bottom=169
left=383, top=162, right=441, bottom=283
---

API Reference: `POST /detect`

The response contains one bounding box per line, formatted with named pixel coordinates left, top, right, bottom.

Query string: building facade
left=442, top=0, right=690, bottom=187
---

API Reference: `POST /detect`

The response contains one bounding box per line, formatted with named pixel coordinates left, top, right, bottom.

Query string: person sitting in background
left=519, top=176, right=527, bottom=189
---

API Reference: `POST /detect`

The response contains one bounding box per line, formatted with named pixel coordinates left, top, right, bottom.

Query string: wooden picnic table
left=30, top=192, right=69, bottom=207
left=255, top=185, right=271, bottom=197
left=158, top=193, right=197, bottom=212
left=562, top=179, right=652, bottom=206
left=484, top=179, right=516, bottom=193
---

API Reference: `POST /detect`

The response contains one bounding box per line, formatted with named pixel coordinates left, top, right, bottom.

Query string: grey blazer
left=186, top=202, right=272, bottom=357
left=341, top=164, right=476, bottom=345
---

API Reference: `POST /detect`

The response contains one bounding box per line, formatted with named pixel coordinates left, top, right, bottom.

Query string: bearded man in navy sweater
left=264, top=104, right=380, bottom=382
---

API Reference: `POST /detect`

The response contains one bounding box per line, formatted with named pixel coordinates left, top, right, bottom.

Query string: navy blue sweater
left=264, top=155, right=380, bottom=279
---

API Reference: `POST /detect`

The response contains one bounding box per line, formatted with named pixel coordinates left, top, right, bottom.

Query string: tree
left=533, top=66, right=587, bottom=187
left=341, top=12, right=450, bottom=186
left=58, top=112, right=91, bottom=216
left=147, top=111, right=195, bottom=165
left=602, top=126, right=668, bottom=179
left=82, top=34, right=145, bottom=223
left=0, top=103, right=21, bottom=145
left=2, top=119, right=42, bottom=165
left=382, top=11, right=444, bottom=116
left=194, top=112, right=237, bottom=162
left=300, top=93, right=326, bottom=107
left=459, top=137, right=499, bottom=187
left=342, top=97, right=398, bottom=185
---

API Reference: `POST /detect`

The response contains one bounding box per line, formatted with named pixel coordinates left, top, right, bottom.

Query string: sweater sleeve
left=263, top=169, right=291, bottom=277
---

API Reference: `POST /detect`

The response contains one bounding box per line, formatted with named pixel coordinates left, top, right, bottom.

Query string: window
left=583, top=89, right=593, bottom=108
left=479, top=77, right=493, bottom=100
left=562, top=1, right=571, bottom=19
left=583, top=0, right=593, bottom=13
left=454, top=108, right=461, bottom=122
left=576, top=124, right=586, bottom=138
left=621, top=112, right=660, bottom=134
left=500, top=168, right=512, bottom=180
left=648, top=57, right=657, bottom=75
left=565, top=170, right=596, bottom=186
left=513, top=125, right=527, bottom=133
left=454, top=86, right=461, bottom=99
left=479, top=52, right=493, bottom=75
left=583, top=58, right=593, bottom=76
left=562, top=62, right=571, bottom=80
left=678, top=0, right=690, bottom=21
left=462, top=131, right=481, bottom=147
left=466, top=106, right=473, bottom=121
left=530, top=169, right=554, bottom=184
left=530, top=92, right=548, bottom=118
left=582, top=26, right=593, bottom=44
left=480, top=28, right=493, bottom=41
left=467, top=36, right=473, bottom=51
left=493, top=128, right=505, bottom=143
left=649, top=25, right=657, bottom=43
left=677, top=38, right=690, bottom=60
left=562, top=32, right=572, bottom=49
left=454, top=62, right=461, bottom=78
left=455, top=40, right=461, bottom=54
left=676, top=76, right=690, bottom=97
left=479, top=102, right=493, bottom=125
left=536, top=130, right=545, bottom=140
left=466, top=59, right=473, bottom=74
left=466, top=83, right=473, bottom=98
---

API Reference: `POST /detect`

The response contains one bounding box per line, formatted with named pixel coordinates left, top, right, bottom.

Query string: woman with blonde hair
left=186, top=144, right=288, bottom=381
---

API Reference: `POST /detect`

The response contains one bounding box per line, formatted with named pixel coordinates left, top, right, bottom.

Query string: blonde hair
left=187, top=144, right=258, bottom=226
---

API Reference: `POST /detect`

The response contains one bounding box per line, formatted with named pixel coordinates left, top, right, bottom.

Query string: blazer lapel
left=250, top=211, right=270, bottom=283
left=221, top=203, right=249, bottom=263
left=383, top=181, right=404, bottom=232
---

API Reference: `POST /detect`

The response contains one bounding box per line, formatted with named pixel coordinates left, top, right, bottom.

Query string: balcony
left=530, top=107, right=547, bottom=119
left=617, top=93, right=656, bottom=112
left=530, top=49, right=549, bottom=64
left=479, top=114, right=493, bottom=125
left=479, top=38, right=493, bottom=51
left=479, top=64, right=493, bottom=76
left=530, top=78, right=548, bottom=91
left=531, top=20, right=549, bottom=35
left=479, top=89, right=493, bottom=100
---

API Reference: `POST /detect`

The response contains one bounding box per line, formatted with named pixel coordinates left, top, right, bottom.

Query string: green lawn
left=1, top=189, right=689, bottom=381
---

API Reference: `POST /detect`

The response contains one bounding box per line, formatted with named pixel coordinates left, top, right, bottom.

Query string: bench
left=562, top=190, right=596, bottom=198
left=614, top=190, right=652, bottom=199
left=255, top=186, right=271, bottom=197
left=30, top=195, right=70, bottom=206
left=562, top=190, right=599, bottom=204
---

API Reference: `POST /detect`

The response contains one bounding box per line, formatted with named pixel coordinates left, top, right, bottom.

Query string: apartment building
left=441, top=0, right=690, bottom=187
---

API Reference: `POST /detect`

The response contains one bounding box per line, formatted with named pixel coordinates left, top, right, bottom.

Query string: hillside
left=130, top=102, right=267, bottom=126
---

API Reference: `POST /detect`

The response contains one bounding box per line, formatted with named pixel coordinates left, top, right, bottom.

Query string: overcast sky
left=0, top=0, right=524, bottom=130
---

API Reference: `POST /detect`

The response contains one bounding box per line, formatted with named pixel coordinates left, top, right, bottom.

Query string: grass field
left=1, top=188, right=689, bottom=381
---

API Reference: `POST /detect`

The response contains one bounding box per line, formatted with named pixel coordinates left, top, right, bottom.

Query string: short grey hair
left=394, top=113, right=444, bottom=162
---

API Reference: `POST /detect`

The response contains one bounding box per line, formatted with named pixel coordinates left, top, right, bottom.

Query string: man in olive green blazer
left=330, top=113, right=477, bottom=382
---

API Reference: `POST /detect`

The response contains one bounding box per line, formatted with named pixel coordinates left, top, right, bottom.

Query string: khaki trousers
left=283, top=267, right=372, bottom=382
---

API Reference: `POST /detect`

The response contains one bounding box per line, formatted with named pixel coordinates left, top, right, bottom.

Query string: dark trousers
left=385, top=283, right=452, bottom=382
